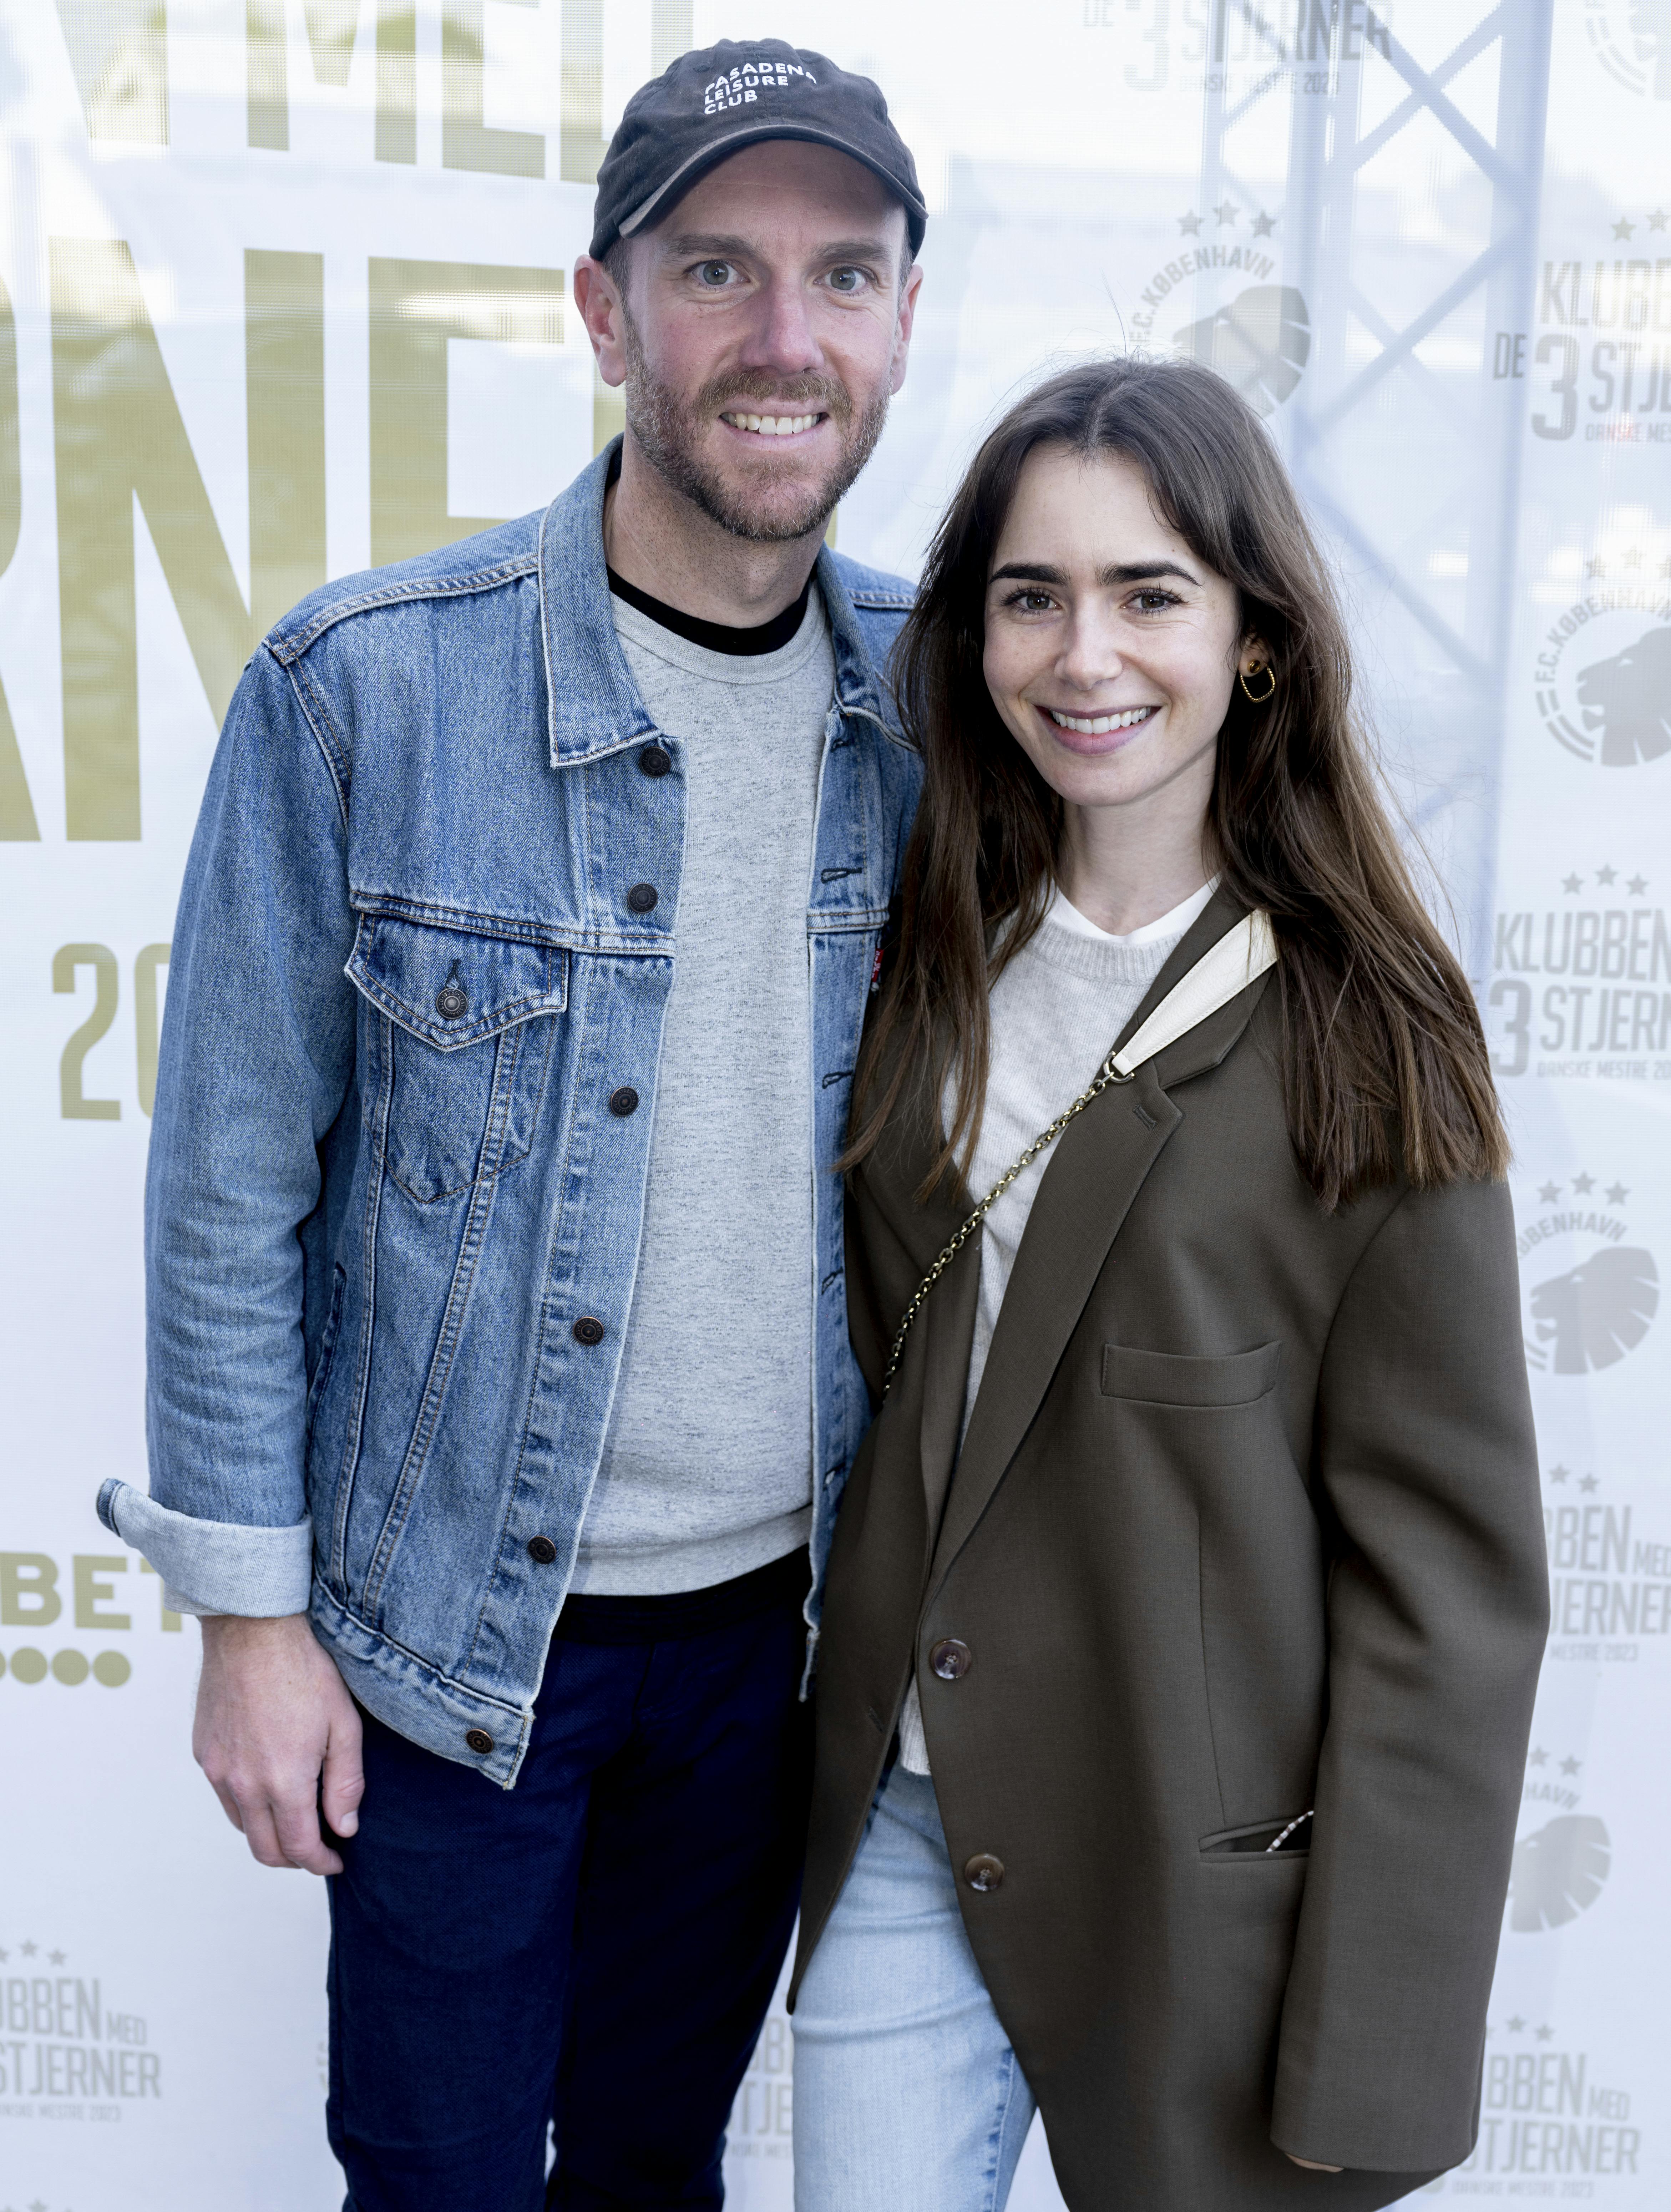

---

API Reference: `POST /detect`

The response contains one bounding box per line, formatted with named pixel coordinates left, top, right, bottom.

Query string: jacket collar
left=925, top=881, right=1275, bottom=1593
left=536, top=439, right=889, bottom=768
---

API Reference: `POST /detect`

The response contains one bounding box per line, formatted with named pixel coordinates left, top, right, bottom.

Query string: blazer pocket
left=1100, top=1340, right=1281, bottom=1407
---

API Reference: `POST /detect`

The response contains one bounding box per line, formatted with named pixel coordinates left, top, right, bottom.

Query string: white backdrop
left=2, top=4, right=1667, bottom=2207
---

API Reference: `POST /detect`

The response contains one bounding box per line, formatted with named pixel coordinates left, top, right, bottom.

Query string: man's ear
left=573, top=253, right=629, bottom=391
left=889, top=259, right=925, bottom=397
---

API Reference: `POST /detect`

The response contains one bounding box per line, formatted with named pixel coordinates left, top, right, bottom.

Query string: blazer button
left=465, top=1728, right=495, bottom=1756
left=573, top=1316, right=606, bottom=1345
left=930, top=1638, right=972, bottom=1680
left=626, top=882, right=658, bottom=913
left=963, top=1854, right=1004, bottom=1893
left=638, top=744, right=672, bottom=778
left=526, top=1535, right=558, bottom=1565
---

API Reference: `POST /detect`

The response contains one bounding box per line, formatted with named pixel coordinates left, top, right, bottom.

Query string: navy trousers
left=326, top=1553, right=813, bottom=2211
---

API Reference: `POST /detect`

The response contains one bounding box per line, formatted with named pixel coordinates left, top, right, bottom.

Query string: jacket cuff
left=96, top=1479, right=314, bottom=1617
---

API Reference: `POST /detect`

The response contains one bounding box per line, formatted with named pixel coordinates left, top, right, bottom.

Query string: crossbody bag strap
left=882, top=911, right=1278, bottom=1391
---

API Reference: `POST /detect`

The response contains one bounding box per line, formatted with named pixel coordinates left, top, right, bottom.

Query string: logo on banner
left=1543, top=1461, right=1671, bottom=1661
left=1585, top=2, right=1671, bottom=99
left=1535, top=576, right=1671, bottom=764
left=1419, top=2018, right=1645, bottom=2188
left=1517, top=1175, right=1658, bottom=1372
left=1128, top=212, right=1310, bottom=419
left=0, top=1932, right=162, bottom=2119
left=1512, top=1745, right=1611, bottom=1932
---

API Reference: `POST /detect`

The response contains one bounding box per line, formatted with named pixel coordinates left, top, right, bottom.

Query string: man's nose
left=736, top=277, right=824, bottom=378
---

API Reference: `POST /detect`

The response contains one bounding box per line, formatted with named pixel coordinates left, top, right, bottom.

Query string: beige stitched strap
left=881, top=910, right=1278, bottom=1390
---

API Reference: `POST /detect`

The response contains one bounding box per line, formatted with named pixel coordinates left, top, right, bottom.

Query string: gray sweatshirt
left=568, top=589, right=836, bottom=1594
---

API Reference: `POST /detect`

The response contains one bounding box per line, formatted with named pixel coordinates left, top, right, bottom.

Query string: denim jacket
left=97, top=445, right=920, bottom=1787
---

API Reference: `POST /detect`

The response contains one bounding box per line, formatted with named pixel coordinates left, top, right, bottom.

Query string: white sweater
left=896, top=879, right=1215, bottom=1776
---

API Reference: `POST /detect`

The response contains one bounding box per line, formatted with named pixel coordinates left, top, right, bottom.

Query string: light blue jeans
left=793, top=1764, right=1037, bottom=2212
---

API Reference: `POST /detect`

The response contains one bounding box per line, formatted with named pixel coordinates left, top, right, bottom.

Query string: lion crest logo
left=1173, top=285, right=1311, bottom=418
left=1509, top=1815, right=1611, bottom=1932
left=1573, top=625, right=1671, bottom=766
left=1526, top=1246, right=1658, bottom=1372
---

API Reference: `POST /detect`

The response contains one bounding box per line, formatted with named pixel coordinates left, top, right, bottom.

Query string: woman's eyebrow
left=987, top=559, right=1200, bottom=587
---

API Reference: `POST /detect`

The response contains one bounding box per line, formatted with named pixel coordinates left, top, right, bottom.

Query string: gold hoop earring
left=1239, top=663, right=1276, bottom=704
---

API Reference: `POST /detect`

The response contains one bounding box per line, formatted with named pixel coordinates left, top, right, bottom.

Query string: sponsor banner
left=1, top=4, right=1664, bottom=2208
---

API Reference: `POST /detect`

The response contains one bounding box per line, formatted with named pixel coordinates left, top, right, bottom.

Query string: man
left=96, top=41, right=925, bottom=2209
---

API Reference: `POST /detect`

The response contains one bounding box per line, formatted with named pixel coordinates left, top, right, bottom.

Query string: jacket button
left=963, top=1854, right=1004, bottom=1893
left=608, top=1086, right=640, bottom=1117
left=573, top=1316, right=606, bottom=1346
left=465, top=1728, right=495, bottom=1755
left=930, top=1638, right=972, bottom=1680
left=526, top=1535, right=558, bottom=1565
left=638, top=744, right=672, bottom=778
left=626, top=882, right=658, bottom=914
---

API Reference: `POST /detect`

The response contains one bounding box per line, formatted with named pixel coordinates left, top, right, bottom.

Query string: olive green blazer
left=793, top=887, right=1548, bottom=2211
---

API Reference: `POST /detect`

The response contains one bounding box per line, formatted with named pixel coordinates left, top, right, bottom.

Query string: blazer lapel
left=925, top=887, right=1272, bottom=1594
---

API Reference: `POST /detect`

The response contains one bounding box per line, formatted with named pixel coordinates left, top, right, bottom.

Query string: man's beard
left=620, top=315, right=891, bottom=543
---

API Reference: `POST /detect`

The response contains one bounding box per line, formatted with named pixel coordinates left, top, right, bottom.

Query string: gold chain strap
left=882, top=1045, right=1135, bottom=1392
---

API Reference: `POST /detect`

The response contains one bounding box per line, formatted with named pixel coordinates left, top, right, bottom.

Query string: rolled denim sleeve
left=103, top=643, right=358, bottom=1616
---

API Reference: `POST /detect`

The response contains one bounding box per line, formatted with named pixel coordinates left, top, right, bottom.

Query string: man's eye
left=827, top=267, right=865, bottom=294
left=696, top=261, right=734, bottom=287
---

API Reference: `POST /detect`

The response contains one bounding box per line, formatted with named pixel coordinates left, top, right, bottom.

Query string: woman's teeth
left=1048, top=706, right=1156, bottom=734
left=723, top=412, right=819, bottom=436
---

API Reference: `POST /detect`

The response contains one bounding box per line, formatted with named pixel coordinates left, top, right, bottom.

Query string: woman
left=789, top=359, right=1548, bottom=2212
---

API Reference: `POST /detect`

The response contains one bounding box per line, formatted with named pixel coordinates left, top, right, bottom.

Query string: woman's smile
left=1040, top=702, right=1160, bottom=746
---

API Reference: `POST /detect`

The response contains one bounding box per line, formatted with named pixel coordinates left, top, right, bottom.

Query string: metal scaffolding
left=1191, top=0, right=1556, bottom=979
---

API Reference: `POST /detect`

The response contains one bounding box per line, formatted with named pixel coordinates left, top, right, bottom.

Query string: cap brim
left=611, top=124, right=927, bottom=253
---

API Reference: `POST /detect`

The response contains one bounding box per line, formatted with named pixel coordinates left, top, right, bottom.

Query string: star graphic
left=1613, top=216, right=1635, bottom=239
left=1251, top=210, right=1277, bottom=236
left=19, top=1940, right=36, bottom=1958
left=47, top=1948, right=65, bottom=1965
left=1214, top=199, right=1239, bottom=226
left=1178, top=209, right=1202, bottom=236
left=1652, top=209, right=1669, bottom=231
left=1605, top=1181, right=1628, bottom=1203
left=1586, top=555, right=1607, bottom=577
left=1622, top=547, right=1643, bottom=569
left=1580, top=1474, right=1599, bottom=1493
left=28, top=2200, right=47, bottom=2212
left=1571, top=1171, right=1595, bottom=1194
left=1528, top=1745, right=1548, bottom=1765
left=1596, top=863, right=1617, bottom=885
left=1538, top=1181, right=1561, bottom=1203
left=1548, top=1466, right=1569, bottom=1484
left=1562, top=872, right=1583, bottom=893
left=1508, top=2015, right=1526, bottom=2033
left=1560, top=1755, right=1582, bottom=1775
left=1537, top=2025, right=1554, bottom=2041
left=1627, top=875, right=1648, bottom=895
left=0, top=1947, right=7, bottom=1961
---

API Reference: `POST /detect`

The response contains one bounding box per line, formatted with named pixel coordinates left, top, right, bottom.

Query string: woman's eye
left=1133, top=590, right=1180, bottom=612
left=1014, top=589, right=1055, bottom=612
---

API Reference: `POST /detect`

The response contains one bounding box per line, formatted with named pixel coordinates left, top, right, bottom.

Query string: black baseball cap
left=589, top=40, right=927, bottom=264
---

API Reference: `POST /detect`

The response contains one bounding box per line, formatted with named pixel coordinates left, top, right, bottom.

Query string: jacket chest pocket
left=347, top=913, right=568, bottom=1204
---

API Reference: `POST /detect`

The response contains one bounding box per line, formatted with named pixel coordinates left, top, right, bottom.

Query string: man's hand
left=193, top=1614, right=364, bottom=1875
left=1287, top=2156, right=1345, bottom=2173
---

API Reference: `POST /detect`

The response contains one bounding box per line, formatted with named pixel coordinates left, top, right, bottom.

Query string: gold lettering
left=74, top=1555, right=131, bottom=1632
left=54, top=1, right=168, bottom=146
left=0, top=273, right=36, bottom=840
left=51, top=240, right=325, bottom=839
left=560, top=0, right=605, bottom=184
left=247, top=0, right=416, bottom=163
left=368, top=258, right=564, bottom=565
left=135, top=942, right=171, bottom=1119
left=53, top=944, right=122, bottom=1119
left=0, top=1553, right=62, bottom=1628
left=444, top=1, right=544, bottom=177
left=650, top=1, right=694, bottom=74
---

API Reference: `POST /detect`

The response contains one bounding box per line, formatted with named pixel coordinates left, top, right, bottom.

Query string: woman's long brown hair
left=845, top=356, right=1508, bottom=1212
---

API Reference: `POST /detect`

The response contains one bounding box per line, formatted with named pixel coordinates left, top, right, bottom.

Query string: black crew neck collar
left=606, top=564, right=815, bottom=657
